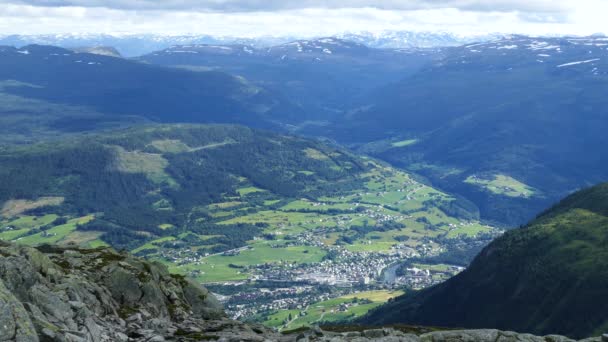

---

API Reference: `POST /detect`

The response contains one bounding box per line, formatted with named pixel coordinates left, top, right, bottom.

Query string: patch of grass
left=1, top=198, right=64, bottom=217
left=111, top=146, right=177, bottom=186
left=269, top=290, right=404, bottom=330
left=391, top=139, right=418, bottom=148
left=237, top=187, right=266, bottom=196
left=446, top=223, right=492, bottom=238
left=464, top=174, right=537, bottom=198
left=304, top=148, right=330, bottom=160
left=13, top=215, right=93, bottom=246
left=170, top=242, right=326, bottom=283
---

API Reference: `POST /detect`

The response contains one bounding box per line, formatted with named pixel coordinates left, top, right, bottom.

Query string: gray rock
left=0, top=279, right=39, bottom=342
left=363, top=329, right=387, bottom=338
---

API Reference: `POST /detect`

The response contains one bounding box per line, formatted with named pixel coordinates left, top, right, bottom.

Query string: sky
left=0, top=0, right=606, bottom=37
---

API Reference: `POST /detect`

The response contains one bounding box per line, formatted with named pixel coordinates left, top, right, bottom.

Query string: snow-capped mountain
left=148, top=37, right=422, bottom=64
left=267, top=38, right=369, bottom=57
left=0, top=34, right=293, bottom=57
left=0, top=31, right=496, bottom=57
left=436, top=35, right=608, bottom=75
left=338, top=31, right=501, bottom=49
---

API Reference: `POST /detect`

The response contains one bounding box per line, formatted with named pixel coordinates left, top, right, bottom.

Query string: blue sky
left=0, top=0, right=605, bottom=36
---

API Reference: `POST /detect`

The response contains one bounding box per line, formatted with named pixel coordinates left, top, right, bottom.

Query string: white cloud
left=4, top=0, right=573, bottom=12
left=0, top=1, right=604, bottom=37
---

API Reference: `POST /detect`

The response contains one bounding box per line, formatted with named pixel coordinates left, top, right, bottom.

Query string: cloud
left=5, top=0, right=573, bottom=13
left=0, top=1, right=603, bottom=37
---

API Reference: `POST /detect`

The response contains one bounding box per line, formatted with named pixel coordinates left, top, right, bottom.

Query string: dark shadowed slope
left=140, top=38, right=436, bottom=123
left=339, top=36, right=608, bottom=225
left=0, top=44, right=301, bottom=134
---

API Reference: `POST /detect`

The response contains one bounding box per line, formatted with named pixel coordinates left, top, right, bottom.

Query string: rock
left=0, top=279, right=39, bottom=342
left=364, top=329, right=387, bottom=338
left=602, top=334, right=608, bottom=342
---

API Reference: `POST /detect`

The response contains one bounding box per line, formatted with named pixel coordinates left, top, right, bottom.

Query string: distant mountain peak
left=72, top=46, right=122, bottom=58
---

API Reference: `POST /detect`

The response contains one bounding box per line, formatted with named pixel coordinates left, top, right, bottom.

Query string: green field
left=465, top=174, right=537, bottom=198
left=237, top=186, right=267, bottom=196
left=265, top=290, right=404, bottom=330
left=155, top=166, right=495, bottom=282
left=169, top=242, right=326, bottom=283
left=0, top=140, right=496, bottom=288
left=1, top=215, right=95, bottom=246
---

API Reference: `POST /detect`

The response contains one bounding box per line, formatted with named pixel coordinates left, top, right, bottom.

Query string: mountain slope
left=0, top=241, right=282, bottom=341
left=140, top=38, right=435, bottom=123
left=0, top=124, right=369, bottom=247
left=362, top=182, right=608, bottom=339
left=0, top=123, right=499, bottom=290
left=339, top=35, right=608, bottom=225
left=0, top=45, right=300, bottom=136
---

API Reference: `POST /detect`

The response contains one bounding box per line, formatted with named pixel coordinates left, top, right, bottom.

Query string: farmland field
left=465, top=174, right=537, bottom=198
left=265, top=290, right=405, bottom=331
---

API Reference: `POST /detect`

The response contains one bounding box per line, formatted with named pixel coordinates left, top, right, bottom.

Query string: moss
left=174, top=329, right=219, bottom=340
left=117, top=306, right=139, bottom=319
left=170, top=273, right=189, bottom=287
left=54, top=259, right=71, bottom=271
left=168, top=303, right=189, bottom=319
left=137, top=271, right=151, bottom=283
left=281, top=326, right=310, bottom=335
left=97, top=251, right=126, bottom=268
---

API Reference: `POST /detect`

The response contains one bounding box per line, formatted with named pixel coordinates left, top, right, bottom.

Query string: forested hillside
left=0, top=124, right=368, bottom=246
left=139, top=38, right=435, bottom=123
left=0, top=45, right=300, bottom=143
left=0, top=124, right=498, bottom=289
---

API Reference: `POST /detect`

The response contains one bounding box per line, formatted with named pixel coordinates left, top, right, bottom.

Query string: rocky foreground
left=0, top=241, right=604, bottom=342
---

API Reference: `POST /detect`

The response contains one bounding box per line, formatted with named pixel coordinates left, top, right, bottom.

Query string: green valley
left=0, top=124, right=499, bottom=327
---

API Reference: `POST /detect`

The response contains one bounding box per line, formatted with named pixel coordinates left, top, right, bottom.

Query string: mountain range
left=2, top=34, right=608, bottom=229
left=0, top=31, right=492, bottom=57
left=0, top=32, right=608, bottom=339
left=138, top=37, right=435, bottom=122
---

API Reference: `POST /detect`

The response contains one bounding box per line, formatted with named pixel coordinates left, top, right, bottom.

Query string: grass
left=1, top=198, right=64, bottom=217
left=3, top=214, right=59, bottom=229
left=237, top=187, right=266, bottom=196
left=111, top=146, right=177, bottom=186
left=132, top=236, right=177, bottom=254
left=411, top=263, right=453, bottom=272
left=391, top=139, right=418, bottom=148
left=16, top=215, right=94, bottom=245
left=341, top=290, right=405, bottom=302
left=267, top=290, right=404, bottom=330
left=465, top=174, right=537, bottom=198
left=446, top=223, right=493, bottom=238
left=304, top=148, right=330, bottom=160
left=170, top=242, right=326, bottom=283
left=148, top=139, right=192, bottom=153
